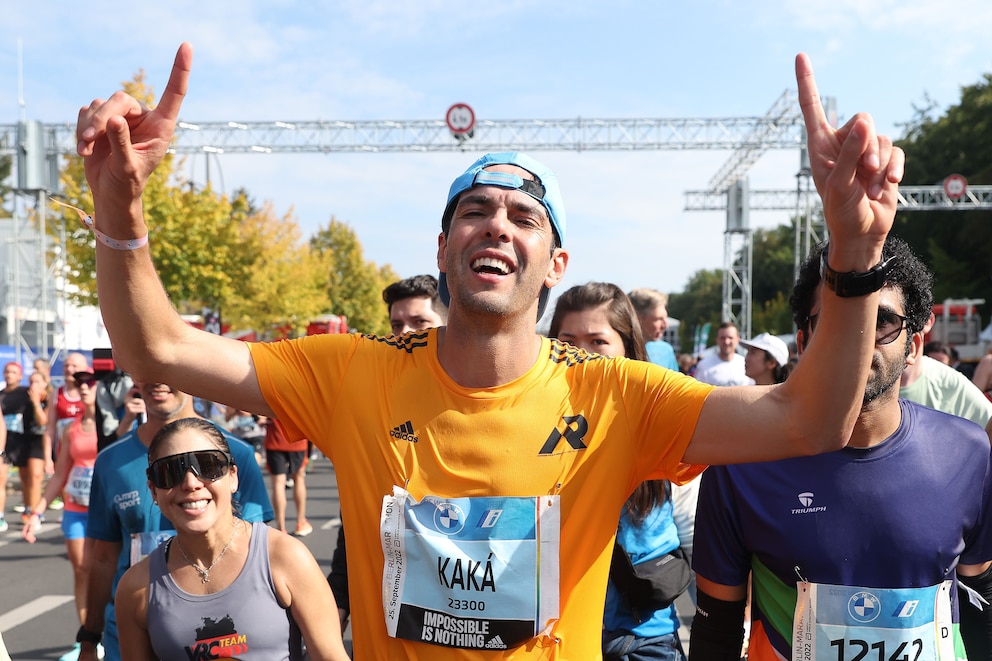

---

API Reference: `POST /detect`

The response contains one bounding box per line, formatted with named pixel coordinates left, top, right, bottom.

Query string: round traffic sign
left=445, top=103, right=475, bottom=136
left=944, top=174, right=967, bottom=200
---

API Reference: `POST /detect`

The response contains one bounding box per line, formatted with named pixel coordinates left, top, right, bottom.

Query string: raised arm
left=685, top=53, right=904, bottom=464
left=77, top=43, right=271, bottom=417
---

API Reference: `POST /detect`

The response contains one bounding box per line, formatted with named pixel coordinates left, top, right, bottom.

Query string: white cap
left=739, top=333, right=789, bottom=368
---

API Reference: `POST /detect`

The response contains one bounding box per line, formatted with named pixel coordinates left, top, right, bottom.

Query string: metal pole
left=38, top=189, right=48, bottom=358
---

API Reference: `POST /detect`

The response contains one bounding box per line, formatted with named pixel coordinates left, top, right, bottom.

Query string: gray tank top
left=146, top=520, right=303, bottom=660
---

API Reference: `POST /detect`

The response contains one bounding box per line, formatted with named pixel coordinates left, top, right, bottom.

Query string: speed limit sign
left=446, top=103, right=476, bottom=137
left=944, top=174, right=967, bottom=200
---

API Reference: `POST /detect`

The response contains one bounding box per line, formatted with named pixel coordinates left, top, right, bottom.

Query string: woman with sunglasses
left=549, top=283, right=693, bottom=661
left=22, top=370, right=99, bottom=661
left=114, top=417, right=349, bottom=661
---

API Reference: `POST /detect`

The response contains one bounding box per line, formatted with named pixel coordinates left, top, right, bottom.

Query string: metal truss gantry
left=0, top=102, right=809, bottom=362
left=684, top=183, right=992, bottom=338
left=0, top=115, right=807, bottom=157
left=685, top=185, right=992, bottom=211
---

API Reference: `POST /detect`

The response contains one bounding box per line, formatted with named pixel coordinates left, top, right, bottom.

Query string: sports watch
left=820, top=250, right=898, bottom=298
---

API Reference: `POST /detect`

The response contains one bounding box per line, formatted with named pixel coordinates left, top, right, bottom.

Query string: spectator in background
left=739, top=333, right=790, bottom=386
left=550, top=282, right=696, bottom=661
left=33, top=358, right=54, bottom=399
left=383, top=274, right=449, bottom=335
left=224, top=407, right=266, bottom=466
left=1, top=363, right=49, bottom=520
left=22, top=370, right=100, bottom=661
left=693, top=322, right=752, bottom=386
left=95, top=367, right=136, bottom=451
left=262, top=416, right=312, bottom=537
left=902, top=327, right=992, bottom=441
left=629, top=288, right=679, bottom=371
left=923, top=340, right=952, bottom=365
left=47, top=352, right=90, bottom=480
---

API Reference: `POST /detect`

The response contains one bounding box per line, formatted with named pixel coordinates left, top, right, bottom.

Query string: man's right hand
left=75, top=42, right=193, bottom=231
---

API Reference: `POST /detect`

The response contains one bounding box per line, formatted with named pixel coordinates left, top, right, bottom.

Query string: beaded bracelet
left=50, top=198, right=149, bottom=251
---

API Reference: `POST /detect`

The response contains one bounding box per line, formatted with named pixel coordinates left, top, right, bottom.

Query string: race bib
left=130, top=530, right=176, bottom=567
left=380, top=486, right=560, bottom=651
left=3, top=413, right=24, bottom=435
left=793, top=581, right=962, bottom=661
left=64, top=466, right=93, bottom=507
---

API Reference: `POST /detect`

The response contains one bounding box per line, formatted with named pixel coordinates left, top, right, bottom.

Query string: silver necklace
left=173, top=520, right=239, bottom=584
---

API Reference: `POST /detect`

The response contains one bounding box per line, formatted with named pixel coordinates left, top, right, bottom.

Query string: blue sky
left=3, top=1, right=991, bottom=320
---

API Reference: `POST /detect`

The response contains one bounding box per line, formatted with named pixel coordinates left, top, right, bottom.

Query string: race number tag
left=3, top=413, right=24, bottom=435
left=380, top=486, right=560, bottom=650
left=130, top=530, right=176, bottom=567
left=793, top=581, right=960, bottom=661
left=64, top=465, right=93, bottom=507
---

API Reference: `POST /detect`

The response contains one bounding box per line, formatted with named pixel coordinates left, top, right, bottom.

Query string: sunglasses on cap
left=146, top=450, right=234, bottom=490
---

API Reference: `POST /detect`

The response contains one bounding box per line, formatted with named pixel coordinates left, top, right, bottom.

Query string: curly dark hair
left=790, top=235, right=934, bottom=340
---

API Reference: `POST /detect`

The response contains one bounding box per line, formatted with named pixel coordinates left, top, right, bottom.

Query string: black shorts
left=266, top=449, right=307, bottom=477
left=5, top=434, right=45, bottom=467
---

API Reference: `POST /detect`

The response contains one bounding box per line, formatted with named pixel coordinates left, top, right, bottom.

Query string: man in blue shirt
left=629, top=288, right=679, bottom=371
left=77, top=382, right=273, bottom=661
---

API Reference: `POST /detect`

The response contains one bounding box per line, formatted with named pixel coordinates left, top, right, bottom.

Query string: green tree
left=895, top=75, right=992, bottom=312
left=668, top=269, right=723, bottom=353
left=310, top=218, right=399, bottom=335
left=749, top=224, right=799, bottom=335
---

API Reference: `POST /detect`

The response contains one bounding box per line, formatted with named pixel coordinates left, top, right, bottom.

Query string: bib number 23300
left=380, top=486, right=560, bottom=651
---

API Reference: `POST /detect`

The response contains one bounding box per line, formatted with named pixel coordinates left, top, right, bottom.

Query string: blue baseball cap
left=438, top=152, right=567, bottom=320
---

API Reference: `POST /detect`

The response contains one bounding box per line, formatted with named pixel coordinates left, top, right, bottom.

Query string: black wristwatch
left=76, top=626, right=102, bottom=645
left=820, top=251, right=898, bottom=298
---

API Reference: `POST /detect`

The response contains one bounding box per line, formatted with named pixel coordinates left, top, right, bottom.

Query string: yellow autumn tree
left=223, top=198, right=330, bottom=337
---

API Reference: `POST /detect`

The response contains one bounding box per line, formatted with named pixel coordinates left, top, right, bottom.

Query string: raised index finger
left=796, top=53, right=828, bottom=137
left=155, top=42, right=193, bottom=119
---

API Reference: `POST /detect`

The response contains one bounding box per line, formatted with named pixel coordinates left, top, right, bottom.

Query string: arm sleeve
left=689, top=589, right=746, bottom=661
left=958, top=566, right=992, bottom=661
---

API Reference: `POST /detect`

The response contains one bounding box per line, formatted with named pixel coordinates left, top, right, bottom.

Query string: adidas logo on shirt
left=390, top=421, right=419, bottom=443
left=485, top=635, right=508, bottom=650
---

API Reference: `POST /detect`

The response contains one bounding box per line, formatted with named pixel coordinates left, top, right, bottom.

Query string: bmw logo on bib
left=433, top=501, right=466, bottom=535
left=848, top=591, right=881, bottom=623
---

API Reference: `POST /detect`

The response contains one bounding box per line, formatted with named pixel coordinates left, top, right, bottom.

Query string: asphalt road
left=0, top=456, right=350, bottom=660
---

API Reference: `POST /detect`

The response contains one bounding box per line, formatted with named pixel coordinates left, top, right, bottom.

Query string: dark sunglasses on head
left=74, top=375, right=97, bottom=387
left=807, top=308, right=909, bottom=346
left=146, top=450, right=233, bottom=489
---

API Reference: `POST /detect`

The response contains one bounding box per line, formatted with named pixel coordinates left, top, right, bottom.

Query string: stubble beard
left=862, top=342, right=911, bottom=408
